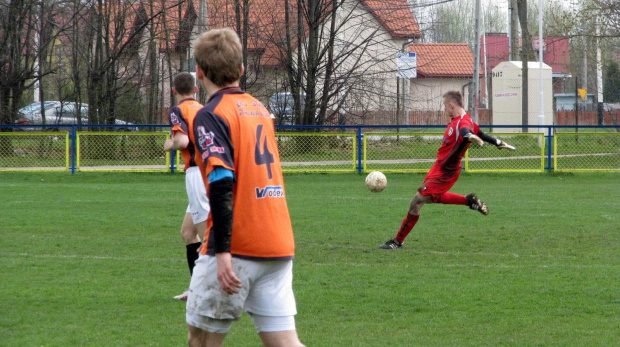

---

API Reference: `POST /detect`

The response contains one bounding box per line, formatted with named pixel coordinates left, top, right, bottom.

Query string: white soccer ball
left=365, top=171, right=387, bottom=193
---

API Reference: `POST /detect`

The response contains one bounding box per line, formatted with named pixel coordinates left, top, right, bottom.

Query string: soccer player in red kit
left=380, top=90, right=516, bottom=249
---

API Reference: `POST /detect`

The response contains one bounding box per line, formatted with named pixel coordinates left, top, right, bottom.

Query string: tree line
left=1, top=0, right=618, bottom=130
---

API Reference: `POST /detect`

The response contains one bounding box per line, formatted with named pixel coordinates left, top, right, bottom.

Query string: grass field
left=1, top=172, right=618, bottom=346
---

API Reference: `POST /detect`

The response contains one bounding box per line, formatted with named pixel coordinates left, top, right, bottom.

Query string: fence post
left=546, top=126, right=553, bottom=171
left=170, top=150, right=176, bottom=173
left=70, top=125, right=77, bottom=174
left=356, top=126, right=363, bottom=174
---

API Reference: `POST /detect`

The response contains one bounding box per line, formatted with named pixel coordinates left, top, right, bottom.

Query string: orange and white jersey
left=168, top=98, right=203, bottom=171
left=193, top=87, right=294, bottom=260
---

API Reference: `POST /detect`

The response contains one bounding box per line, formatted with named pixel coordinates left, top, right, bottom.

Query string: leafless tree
left=0, top=0, right=74, bottom=126
left=247, top=0, right=420, bottom=125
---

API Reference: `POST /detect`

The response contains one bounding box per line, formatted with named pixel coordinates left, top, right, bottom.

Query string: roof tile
left=361, top=0, right=421, bottom=38
left=409, top=43, right=476, bottom=77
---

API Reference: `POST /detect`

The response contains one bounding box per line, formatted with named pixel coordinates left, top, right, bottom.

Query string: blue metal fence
left=1, top=124, right=618, bottom=173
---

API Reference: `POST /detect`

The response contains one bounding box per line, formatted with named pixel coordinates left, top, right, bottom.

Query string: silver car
left=16, top=101, right=136, bottom=131
left=16, top=101, right=89, bottom=129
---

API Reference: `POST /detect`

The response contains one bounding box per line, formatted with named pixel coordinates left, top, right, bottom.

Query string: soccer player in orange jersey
left=380, top=91, right=516, bottom=249
left=185, top=28, right=304, bottom=347
left=163, top=72, right=209, bottom=300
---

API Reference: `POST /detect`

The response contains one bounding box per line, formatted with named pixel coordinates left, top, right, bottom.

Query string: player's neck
left=175, top=95, right=195, bottom=103
left=451, top=108, right=466, bottom=118
left=205, top=80, right=240, bottom=97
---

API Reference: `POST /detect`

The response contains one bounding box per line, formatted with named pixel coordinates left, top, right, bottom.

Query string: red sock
left=437, top=192, right=467, bottom=205
left=394, top=213, right=419, bottom=243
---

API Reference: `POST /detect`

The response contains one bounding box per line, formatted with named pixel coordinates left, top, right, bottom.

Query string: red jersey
left=193, top=87, right=294, bottom=260
left=168, top=98, right=203, bottom=171
left=434, top=113, right=480, bottom=174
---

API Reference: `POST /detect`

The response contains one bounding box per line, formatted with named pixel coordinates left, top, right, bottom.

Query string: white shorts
left=186, top=255, right=297, bottom=329
left=185, top=166, right=209, bottom=224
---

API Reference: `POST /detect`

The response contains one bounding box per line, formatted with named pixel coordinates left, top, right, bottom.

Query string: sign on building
left=396, top=52, right=417, bottom=79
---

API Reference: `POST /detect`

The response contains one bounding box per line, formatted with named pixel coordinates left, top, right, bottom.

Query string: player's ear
left=193, top=85, right=198, bottom=94
left=196, top=66, right=204, bottom=80
left=172, top=87, right=178, bottom=95
left=240, top=64, right=245, bottom=77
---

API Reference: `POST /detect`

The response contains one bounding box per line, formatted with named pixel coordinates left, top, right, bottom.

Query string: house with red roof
left=147, top=0, right=421, bottom=118
left=40, top=0, right=423, bottom=123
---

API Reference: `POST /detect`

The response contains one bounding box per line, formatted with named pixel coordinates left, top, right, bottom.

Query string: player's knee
left=187, top=324, right=206, bottom=347
left=180, top=229, right=194, bottom=243
left=180, top=225, right=198, bottom=243
left=187, top=315, right=233, bottom=334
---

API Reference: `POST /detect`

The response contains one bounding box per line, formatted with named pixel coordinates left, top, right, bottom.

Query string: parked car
left=16, top=101, right=88, bottom=127
left=268, top=92, right=306, bottom=125
left=16, top=101, right=136, bottom=131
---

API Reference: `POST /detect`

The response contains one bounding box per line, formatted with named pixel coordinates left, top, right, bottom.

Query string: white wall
left=492, top=61, right=553, bottom=132
left=408, top=78, right=471, bottom=112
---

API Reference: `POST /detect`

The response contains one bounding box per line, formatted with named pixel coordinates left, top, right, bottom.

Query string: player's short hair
left=443, top=91, right=463, bottom=108
left=173, top=72, right=195, bottom=95
left=193, top=28, right=243, bottom=88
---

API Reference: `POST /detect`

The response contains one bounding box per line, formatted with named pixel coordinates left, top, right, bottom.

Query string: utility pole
left=509, top=0, right=519, bottom=61
left=596, top=16, right=604, bottom=125
left=195, top=0, right=208, bottom=102
left=537, top=0, right=544, bottom=137
left=518, top=0, right=529, bottom=132
left=581, top=34, right=588, bottom=90
left=199, top=0, right=207, bottom=33
left=471, top=0, right=481, bottom=122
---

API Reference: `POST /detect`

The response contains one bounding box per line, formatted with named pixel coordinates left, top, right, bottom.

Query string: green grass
left=1, top=172, right=619, bottom=346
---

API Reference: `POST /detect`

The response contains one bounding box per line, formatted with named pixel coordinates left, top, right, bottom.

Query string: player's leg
left=258, top=329, right=304, bottom=347
left=250, top=314, right=304, bottom=347
left=175, top=211, right=201, bottom=300
left=434, top=191, right=488, bottom=214
left=187, top=255, right=248, bottom=346
left=245, top=260, right=303, bottom=347
left=181, top=212, right=201, bottom=246
left=436, top=192, right=467, bottom=205
left=177, top=166, right=209, bottom=300
left=380, top=191, right=430, bottom=249
left=179, top=165, right=209, bottom=297
left=182, top=211, right=202, bottom=274
left=187, top=324, right=226, bottom=347
left=187, top=322, right=228, bottom=347
left=428, top=169, right=488, bottom=214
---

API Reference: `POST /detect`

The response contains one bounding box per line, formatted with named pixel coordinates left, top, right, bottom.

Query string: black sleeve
left=459, top=127, right=473, bottom=138
left=477, top=130, right=501, bottom=146
left=208, top=177, right=234, bottom=253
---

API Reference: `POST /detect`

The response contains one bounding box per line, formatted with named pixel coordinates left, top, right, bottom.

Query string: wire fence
left=0, top=124, right=618, bottom=173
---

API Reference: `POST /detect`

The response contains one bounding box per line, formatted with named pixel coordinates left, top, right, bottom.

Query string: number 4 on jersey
left=254, top=125, right=274, bottom=179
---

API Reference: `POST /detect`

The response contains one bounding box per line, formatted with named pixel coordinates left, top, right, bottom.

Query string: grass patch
left=0, top=172, right=618, bottom=346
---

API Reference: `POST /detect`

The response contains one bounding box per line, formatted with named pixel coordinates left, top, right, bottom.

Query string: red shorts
left=417, top=164, right=461, bottom=202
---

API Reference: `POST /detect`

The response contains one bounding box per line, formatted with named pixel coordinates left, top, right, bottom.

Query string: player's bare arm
left=164, top=132, right=190, bottom=151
